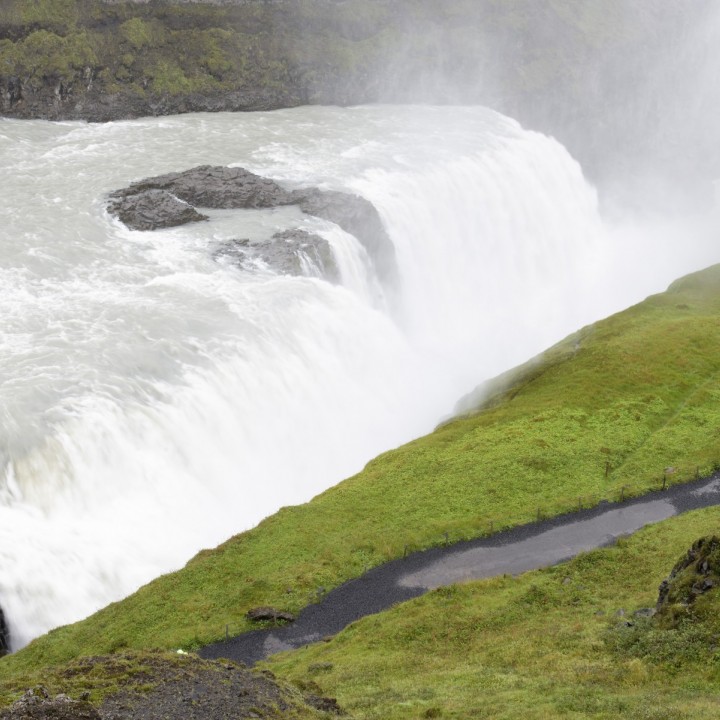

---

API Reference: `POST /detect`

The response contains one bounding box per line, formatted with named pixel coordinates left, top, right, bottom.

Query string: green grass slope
left=267, top=507, right=720, bottom=720
left=3, top=264, right=720, bottom=688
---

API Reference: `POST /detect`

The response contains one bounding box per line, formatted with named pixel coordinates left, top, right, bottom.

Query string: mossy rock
left=656, top=535, right=720, bottom=627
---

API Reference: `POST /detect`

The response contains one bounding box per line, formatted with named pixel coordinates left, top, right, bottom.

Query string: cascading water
left=0, top=105, right=717, bottom=651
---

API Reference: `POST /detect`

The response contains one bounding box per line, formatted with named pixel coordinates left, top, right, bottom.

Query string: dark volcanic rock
left=246, top=606, right=296, bottom=623
left=305, top=695, right=344, bottom=715
left=108, top=166, right=396, bottom=281
left=0, top=652, right=332, bottom=720
left=0, top=80, right=304, bottom=124
left=112, top=166, right=295, bottom=210
left=656, top=535, right=720, bottom=617
left=214, top=230, right=339, bottom=282
left=258, top=230, right=339, bottom=282
left=107, top=189, right=208, bottom=231
left=292, top=188, right=396, bottom=283
left=96, top=651, right=328, bottom=720
left=0, top=687, right=100, bottom=720
left=0, top=605, right=8, bottom=657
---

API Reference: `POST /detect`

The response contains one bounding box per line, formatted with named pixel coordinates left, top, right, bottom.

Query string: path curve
left=200, top=474, right=720, bottom=665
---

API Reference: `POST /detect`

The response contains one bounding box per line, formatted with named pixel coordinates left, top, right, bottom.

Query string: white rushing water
left=0, top=105, right=717, bottom=650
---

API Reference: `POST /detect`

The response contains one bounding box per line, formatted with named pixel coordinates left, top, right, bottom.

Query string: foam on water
left=0, top=105, right=717, bottom=649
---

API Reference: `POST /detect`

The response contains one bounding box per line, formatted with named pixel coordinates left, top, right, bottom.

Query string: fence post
left=662, top=474, right=667, bottom=491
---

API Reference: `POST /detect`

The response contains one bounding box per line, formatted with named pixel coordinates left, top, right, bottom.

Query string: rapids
left=0, top=105, right=717, bottom=650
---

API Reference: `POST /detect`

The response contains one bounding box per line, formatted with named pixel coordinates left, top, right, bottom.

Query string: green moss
left=0, top=0, right=662, bottom=113
left=0, top=29, right=96, bottom=81
left=149, top=59, right=191, bottom=95
left=119, top=17, right=153, bottom=51
left=24, top=0, right=77, bottom=27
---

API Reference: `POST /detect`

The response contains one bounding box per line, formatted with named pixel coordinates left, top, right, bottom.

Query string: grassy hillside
left=2, top=263, right=720, bottom=692
left=267, top=507, right=720, bottom=720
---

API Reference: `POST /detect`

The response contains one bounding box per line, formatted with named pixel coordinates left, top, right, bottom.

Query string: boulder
left=656, top=535, right=720, bottom=619
left=0, top=604, right=8, bottom=657
left=246, top=607, right=296, bottom=623
left=291, top=188, right=396, bottom=283
left=107, top=189, right=208, bottom=231
left=215, top=229, right=339, bottom=283
left=305, top=695, right=344, bottom=715
left=107, top=167, right=397, bottom=282
left=0, top=687, right=100, bottom=720
left=111, top=165, right=296, bottom=210
left=258, top=229, right=340, bottom=282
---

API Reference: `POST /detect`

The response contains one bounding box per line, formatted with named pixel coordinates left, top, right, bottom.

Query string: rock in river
left=107, top=165, right=396, bottom=282
left=107, top=189, right=208, bottom=231
left=215, top=229, right=340, bottom=283
left=110, top=165, right=296, bottom=211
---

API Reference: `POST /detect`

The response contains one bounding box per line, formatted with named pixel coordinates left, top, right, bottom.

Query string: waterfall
left=0, top=105, right=716, bottom=649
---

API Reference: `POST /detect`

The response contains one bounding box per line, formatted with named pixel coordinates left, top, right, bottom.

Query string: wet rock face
left=656, top=535, right=720, bottom=617
left=107, top=166, right=395, bottom=283
left=292, top=188, right=395, bottom=284
left=110, top=165, right=296, bottom=212
left=0, top=605, right=8, bottom=657
left=107, top=189, right=208, bottom=231
left=0, top=687, right=100, bottom=720
left=215, top=230, right=340, bottom=283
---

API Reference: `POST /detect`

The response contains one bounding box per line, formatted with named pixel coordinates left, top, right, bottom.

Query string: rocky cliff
left=1, top=0, right=718, bottom=201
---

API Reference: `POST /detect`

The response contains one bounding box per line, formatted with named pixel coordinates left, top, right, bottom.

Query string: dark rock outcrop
left=656, top=536, right=720, bottom=619
left=246, top=607, right=296, bottom=624
left=111, top=166, right=296, bottom=211
left=0, top=81, right=304, bottom=124
left=264, top=229, right=339, bottom=282
left=0, top=687, right=100, bottom=720
left=291, top=188, right=395, bottom=284
left=0, top=652, right=335, bottom=720
left=305, top=695, right=344, bottom=715
left=107, top=189, right=208, bottom=231
left=0, top=605, right=8, bottom=657
left=108, top=166, right=395, bottom=282
left=216, top=229, right=340, bottom=283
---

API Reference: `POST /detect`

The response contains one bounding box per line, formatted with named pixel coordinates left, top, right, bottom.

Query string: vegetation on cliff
left=2, top=263, right=720, bottom=696
left=1, top=0, right=712, bottom=187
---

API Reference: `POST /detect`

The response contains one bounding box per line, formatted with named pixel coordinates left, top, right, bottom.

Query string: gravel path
left=200, top=474, right=720, bottom=666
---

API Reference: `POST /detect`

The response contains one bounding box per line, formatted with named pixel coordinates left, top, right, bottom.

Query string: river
left=0, top=104, right=717, bottom=649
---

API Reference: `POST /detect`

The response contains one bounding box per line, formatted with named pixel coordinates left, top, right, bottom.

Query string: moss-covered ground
left=0, top=650, right=328, bottom=718
left=2, top=264, right=720, bottom=696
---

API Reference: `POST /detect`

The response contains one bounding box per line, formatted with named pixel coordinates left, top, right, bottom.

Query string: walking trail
left=200, top=474, right=720, bottom=666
